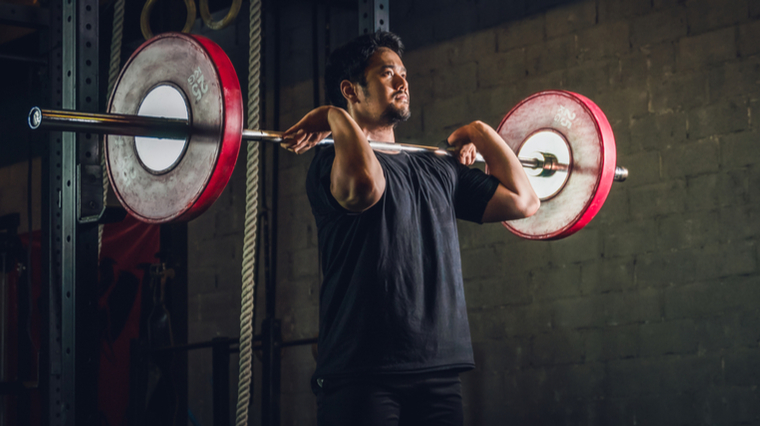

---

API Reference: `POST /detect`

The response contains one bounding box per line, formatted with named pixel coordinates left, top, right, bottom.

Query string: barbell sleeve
left=28, top=106, right=627, bottom=181
left=614, top=166, right=628, bottom=181
left=28, top=107, right=190, bottom=139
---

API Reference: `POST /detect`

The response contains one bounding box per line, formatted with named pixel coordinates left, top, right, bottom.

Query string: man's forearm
left=468, top=122, right=532, bottom=196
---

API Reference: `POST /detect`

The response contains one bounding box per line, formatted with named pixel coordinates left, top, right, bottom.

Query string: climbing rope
left=236, top=0, right=261, bottom=424
left=99, top=0, right=126, bottom=260
left=106, top=0, right=126, bottom=98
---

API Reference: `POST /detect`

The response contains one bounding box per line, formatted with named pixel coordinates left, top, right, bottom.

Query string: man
left=281, top=31, right=539, bottom=425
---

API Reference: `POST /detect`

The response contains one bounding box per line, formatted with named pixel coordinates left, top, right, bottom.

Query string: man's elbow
left=332, top=176, right=384, bottom=212
left=482, top=187, right=541, bottom=223
left=517, top=193, right=540, bottom=218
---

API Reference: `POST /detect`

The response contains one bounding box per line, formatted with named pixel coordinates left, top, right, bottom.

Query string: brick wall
left=395, top=0, right=760, bottom=423
left=187, top=0, right=760, bottom=424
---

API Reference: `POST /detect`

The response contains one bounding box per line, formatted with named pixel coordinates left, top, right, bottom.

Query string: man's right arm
left=282, top=106, right=385, bottom=212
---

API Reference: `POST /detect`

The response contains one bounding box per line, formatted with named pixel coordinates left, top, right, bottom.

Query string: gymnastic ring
left=140, top=0, right=197, bottom=40
left=199, top=0, right=242, bottom=30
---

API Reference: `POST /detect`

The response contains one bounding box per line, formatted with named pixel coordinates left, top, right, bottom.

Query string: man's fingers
left=293, top=132, right=321, bottom=154
left=282, top=128, right=305, bottom=140
left=457, top=144, right=477, bottom=166
left=283, top=130, right=331, bottom=154
left=292, top=136, right=312, bottom=154
left=458, top=148, right=473, bottom=166
left=281, top=129, right=308, bottom=152
left=294, top=140, right=311, bottom=154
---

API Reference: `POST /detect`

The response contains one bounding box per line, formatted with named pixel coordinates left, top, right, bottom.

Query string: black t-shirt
left=306, top=145, right=500, bottom=381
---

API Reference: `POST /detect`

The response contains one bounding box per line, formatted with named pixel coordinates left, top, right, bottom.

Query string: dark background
left=1, top=0, right=759, bottom=424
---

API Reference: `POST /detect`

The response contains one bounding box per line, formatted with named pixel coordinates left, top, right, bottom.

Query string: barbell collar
left=28, top=106, right=627, bottom=181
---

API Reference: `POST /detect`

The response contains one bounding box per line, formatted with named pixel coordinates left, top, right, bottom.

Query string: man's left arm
left=448, top=121, right=540, bottom=222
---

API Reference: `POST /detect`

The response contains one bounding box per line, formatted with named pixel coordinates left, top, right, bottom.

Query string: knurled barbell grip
left=244, top=129, right=480, bottom=160
left=244, top=131, right=631, bottom=181
left=28, top=107, right=628, bottom=181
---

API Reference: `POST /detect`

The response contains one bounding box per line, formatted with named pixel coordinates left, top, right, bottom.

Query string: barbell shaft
left=28, top=107, right=628, bottom=181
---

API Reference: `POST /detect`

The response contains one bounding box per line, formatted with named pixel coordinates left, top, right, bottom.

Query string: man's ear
left=340, top=80, right=360, bottom=104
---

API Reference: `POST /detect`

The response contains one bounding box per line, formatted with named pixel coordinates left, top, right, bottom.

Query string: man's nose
left=393, top=74, right=408, bottom=91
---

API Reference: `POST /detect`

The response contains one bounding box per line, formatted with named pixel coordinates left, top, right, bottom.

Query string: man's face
left=356, top=47, right=411, bottom=126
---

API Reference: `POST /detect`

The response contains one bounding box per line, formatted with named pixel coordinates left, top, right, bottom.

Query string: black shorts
left=314, top=370, right=463, bottom=426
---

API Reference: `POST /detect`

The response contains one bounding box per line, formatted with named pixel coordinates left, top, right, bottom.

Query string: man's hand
left=447, top=121, right=540, bottom=222
left=447, top=137, right=478, bottom=166
left=281, top=106, right=334, bottom=154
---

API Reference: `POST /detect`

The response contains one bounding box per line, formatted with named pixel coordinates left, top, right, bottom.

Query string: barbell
left=28, top=32, right=628, bottom=240
left=27, top=108, right=627, bottom=178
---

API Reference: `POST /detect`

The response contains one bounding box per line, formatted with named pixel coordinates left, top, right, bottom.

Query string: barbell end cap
left=28, top=107, right=42, bottom=130
left=614, top=166, right=628, bottom=182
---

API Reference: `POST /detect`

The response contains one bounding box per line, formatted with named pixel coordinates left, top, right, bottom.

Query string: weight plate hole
left=134, top=84, right=190, bottom=174
left=517, top=129, right=572, bottom=201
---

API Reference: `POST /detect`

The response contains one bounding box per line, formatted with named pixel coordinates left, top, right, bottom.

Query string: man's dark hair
left=325, top=31, right=405, bottom=110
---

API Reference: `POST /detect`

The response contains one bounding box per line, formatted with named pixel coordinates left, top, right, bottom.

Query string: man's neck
left=350, top=111, right=396, bottom=143
left=363, top=125, right=396, bottom=143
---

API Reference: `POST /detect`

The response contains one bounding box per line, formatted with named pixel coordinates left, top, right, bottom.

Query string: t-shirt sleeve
left=305, top=146, right=350, bottom=217
left=453, top=163, right=500, bottom=224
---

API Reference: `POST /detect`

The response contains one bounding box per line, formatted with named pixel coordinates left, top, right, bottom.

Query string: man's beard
left=361, top=85, right=411, bottom=127
left=381, top=102, right=411, bottom=127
